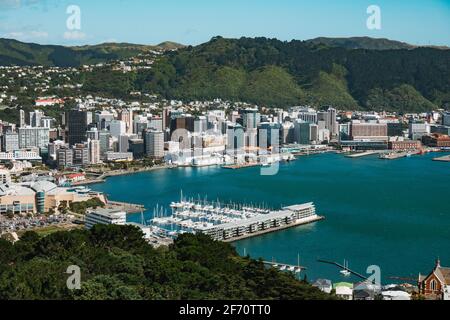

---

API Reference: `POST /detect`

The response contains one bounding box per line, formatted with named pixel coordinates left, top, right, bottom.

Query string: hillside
left=0, top=38, right=184, bottom=67
left=305, top=37, right=415, bottom=50
left=0, top=225, right=333, bottom=300
left=137, top=36, right=450, bottom=111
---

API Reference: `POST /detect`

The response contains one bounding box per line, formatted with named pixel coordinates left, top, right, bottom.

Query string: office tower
left=339, top=123, right=351, bottom=141
left=99, top=130, right=111, bottom=158
left=119, top=109, right=133, bottom=134
left=109, top=120, right=126, bottom=138
left=281, top=123, right=295, bottom=144
left=257, top=122, right=281, bottom=148
left=119, top=135, right=131, bottom=153
left=298, top=111, right=318, bottom=124
left=240, top=109, right=261, bottom=129
left=18, top=127, right=50, bottom=149
left=2, top=132, right=19, bottom=152
left=144, top=130, right=164, bottom=158
left=19, top=109, right=26, bottom=128
left=40, top=117, right=53, bottom=129
left=162, top=107, right=170, bottom=131
left=73, top=143, right=89, bottom=166
left=57, top=147, right=73, bottom=168
left=95, top=111, right=114, bottom=130
left=128, top=139, right=145, bottom=159
left=170, top=115, right=195, bottom=134
left=327, top=107, right=338, bottom=138
left=194, top=116, right=208, bottom=133
left=86, top=127, right=100, bottom=141
left=67, top=110, right=90, bottom=146
left=29, top=110, right=44, bottom=127
left=88, top=139, right=101, bottom=164
left=226, top=123, right=245, bottom=153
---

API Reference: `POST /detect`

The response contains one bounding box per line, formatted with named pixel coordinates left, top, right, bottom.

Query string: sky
left=0, top=0, right=449, bottom=46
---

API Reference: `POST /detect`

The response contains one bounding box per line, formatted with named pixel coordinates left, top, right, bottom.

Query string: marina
left=150, top=193, right=323, bottom=242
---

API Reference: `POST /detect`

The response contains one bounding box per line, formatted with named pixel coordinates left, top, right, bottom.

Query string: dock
left=433, top=155, right=450, bottom=162
left=105, top=201, right=145, bottom=214
left=379, top=150, right=420, bottom=160
left=317, top=259, right=368, bottom=280
left=222, top=162, right=260, bottom=170
left=345, top=151, right=383, bottom=158
left=223, top=215, right=324, bottom=243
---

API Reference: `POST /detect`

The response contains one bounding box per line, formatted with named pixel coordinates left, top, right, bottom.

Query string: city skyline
left=0, top=0, right=449, bottom=46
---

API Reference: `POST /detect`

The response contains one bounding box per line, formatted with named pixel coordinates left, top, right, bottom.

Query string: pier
left=106, top=200, right=145, bottom=214
left=379, top=150, right=420, bottom=160
left=317, top=259, right=368, bottom=280
left=345, top=151, right=383, bottom=158
left=433, top=155, right=450, bottom=162
left=263, top=261, right=306, bottom=272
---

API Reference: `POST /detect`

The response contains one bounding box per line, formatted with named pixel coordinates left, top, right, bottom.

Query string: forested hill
left=0, top=225, right=334, bottom=300
left=0, top=38, right=183, bottom=67
left=136, top=36, right=450, bottom=112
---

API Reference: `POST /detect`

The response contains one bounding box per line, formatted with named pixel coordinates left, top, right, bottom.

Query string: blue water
left=91, top=152, right=450, bottom=284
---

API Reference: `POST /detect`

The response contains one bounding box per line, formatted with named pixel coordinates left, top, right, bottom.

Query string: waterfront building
left=312, top=279, right=333, bottom=294
left=389, top=140, right=422, bottom=151
left=350, top=122, right=388, bottom=141
left=421, top=133, right=450, bottom=147
left=339, top=123, right=351, bottom=141
left=67, top=110, right=91, bottom=146
left=144, top=130, right=164, bottom=159
left=387, top=122, right=404, bottom=137
left=281, top=122, right=295, bottom=144
left=257, top=122, right=281, bottom=148
left=128, top=139, right=145, bottom=159
left=431, top=125, right=450, bottom=136
left=105, top=151, right=133, bottom=162
left=85, top=208, right=126, bottom=229
left=327, top=107, right=338, bottom=138
left=333, top=282, right=354, bottom=300
left=418, top=259, right=450, bottom=300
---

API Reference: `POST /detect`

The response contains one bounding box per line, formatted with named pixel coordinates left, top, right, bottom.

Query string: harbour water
left=91, top=152, right=450, bottom=284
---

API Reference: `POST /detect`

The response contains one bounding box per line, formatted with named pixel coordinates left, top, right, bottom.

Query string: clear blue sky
left=0, top=0, right=449, bottom=46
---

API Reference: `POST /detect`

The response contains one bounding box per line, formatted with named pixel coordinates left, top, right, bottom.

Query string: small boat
left=340, top=259, right=351, bottom=277
left=279, top=265, right=287, bottom=271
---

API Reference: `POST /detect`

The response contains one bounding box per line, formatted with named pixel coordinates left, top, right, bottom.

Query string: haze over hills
left=1, top=36, right=449, bottom=112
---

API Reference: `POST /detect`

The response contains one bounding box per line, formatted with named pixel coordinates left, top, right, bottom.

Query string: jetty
left=345, top=151, right=383, bottom=158
left=263, top=261, right=306, bottom=272
left=433, top=155, right=450, bottom=162
left=106, top=200, right=145, bottom=214
left=317, top=259, right=368, bottom=280
left=379, top=150, right=420, bottom=160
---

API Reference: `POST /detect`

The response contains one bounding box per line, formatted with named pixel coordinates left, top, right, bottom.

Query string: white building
left=85, top=208, right=127, bottom=229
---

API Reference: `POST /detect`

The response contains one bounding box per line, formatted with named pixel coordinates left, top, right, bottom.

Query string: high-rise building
left=240, top=109, right=261, bottom=129
left=88, top=139, right=101, bottom=164
left=149, top=117, right=163, bottom=131
left=40, top=117, right=53, bottom=129
left=170, top=115, right=195, bottom=134
left=298, top=111, right=318, bottom=124
left=18, top=127, right=49, bottom=149
left=128, top=139, right=145, bottom=159
left=109, top=120, right=126, bottom=138
left=2, top=132, right=19, bottom=152
left=99, top=130, right=111, bottom=158
left=144, top=130, right=164, bottom=158
left=73, top=143, right=89, bottom=166
left=29, top=110, right=44, bottom=127
left=95, top=111, right=114, bottom=130
left=327, top=107, right=338, bottom=138
left=119, top=109, right=133, bottom=134
left=19, top=109, right=26, bottom=128
left=67, top=110, right=90, bottom=146
left=86, top=127, right=100, bottom=141
left=57, top=147, right=73, bottom=168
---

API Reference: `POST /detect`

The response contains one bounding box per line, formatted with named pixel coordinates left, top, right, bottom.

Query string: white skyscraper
left=109, top=120, right=126, bottom=138
left=89, top=139, right=101, bottom=164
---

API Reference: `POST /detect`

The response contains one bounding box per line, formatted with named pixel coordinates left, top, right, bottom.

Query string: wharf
left=345, top=151, right=383, bottom=158
left=222, top=162, right=260, bottom=170
left=433, top=155, right=450, bottom=162
left=106, top=201, right=145, bottom=214
left=263, top=261, right=307, bottom=271
left=380, top=150, right=420, bottom=160
left=223, top=215, right=324, bottom=243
